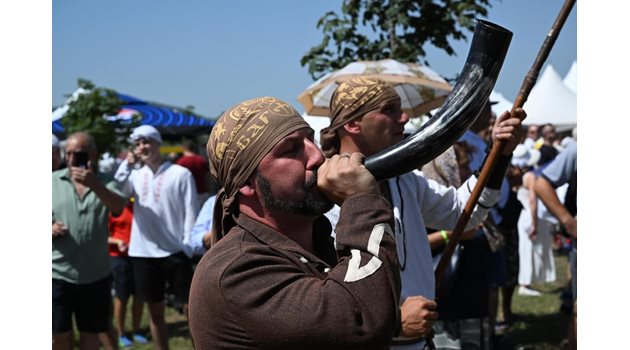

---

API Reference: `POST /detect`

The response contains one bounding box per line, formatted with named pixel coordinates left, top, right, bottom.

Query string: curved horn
left=364, top=20, right=513, bottom=181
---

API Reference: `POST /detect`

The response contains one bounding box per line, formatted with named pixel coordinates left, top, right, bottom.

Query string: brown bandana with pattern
left=207, top=96, right=310, bottom=243
left=320, top=77, right=400, bottom=157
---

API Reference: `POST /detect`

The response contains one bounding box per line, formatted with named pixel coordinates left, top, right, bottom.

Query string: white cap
left=130, top=125, right=162, bottom=144
left=52, top=134, right=60, bottom=148
left=511, top=144, right=540, bottom=168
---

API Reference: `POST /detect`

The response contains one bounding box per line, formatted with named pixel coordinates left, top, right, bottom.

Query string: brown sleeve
left=219, top=193, right=400, bottom=349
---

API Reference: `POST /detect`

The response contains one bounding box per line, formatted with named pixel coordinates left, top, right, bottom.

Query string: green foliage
left=62, top=78, right=141, bottom=156
left=301, top=0, right=493, bottom=80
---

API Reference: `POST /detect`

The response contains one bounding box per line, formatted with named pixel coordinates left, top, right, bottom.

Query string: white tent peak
left=490, top=90, right=513, bottom=116
left=521, top=64, right=576, bottom=131
left=563, top=60, right=577, bottom=94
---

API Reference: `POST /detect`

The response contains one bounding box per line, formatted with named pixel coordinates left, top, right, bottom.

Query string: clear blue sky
left=52, top=0, right=576, bottom=119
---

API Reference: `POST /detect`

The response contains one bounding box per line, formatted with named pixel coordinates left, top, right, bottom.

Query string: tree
left=301, top=0, right=492, bottom=80
left=62, top=78, right=141, bottom=156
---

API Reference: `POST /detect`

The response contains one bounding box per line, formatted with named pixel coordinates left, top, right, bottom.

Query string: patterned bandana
left=421, top=146, right=462, bottom=188
left=320, top=77, right=400, bottom=157
left=207, top=96, right=310, bottom=242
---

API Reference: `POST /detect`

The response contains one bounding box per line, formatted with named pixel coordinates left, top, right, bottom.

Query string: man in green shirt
left=52, top=131, right=125, bottom=350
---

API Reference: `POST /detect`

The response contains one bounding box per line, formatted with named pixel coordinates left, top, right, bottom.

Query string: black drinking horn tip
left=364, top=20, right=513, bottom=181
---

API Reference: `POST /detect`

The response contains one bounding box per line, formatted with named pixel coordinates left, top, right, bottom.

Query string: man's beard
left=256, top=171, right=333, bottom=216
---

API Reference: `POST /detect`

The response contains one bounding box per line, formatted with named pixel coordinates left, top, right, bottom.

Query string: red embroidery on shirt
left=141, top=170, right=165, bottom=204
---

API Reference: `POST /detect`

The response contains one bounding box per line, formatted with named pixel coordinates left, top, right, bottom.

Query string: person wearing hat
left=188, top=96, right=401, bottom=349
left=114, top=124, right=199, bottom=350
left=320, top=78, right=524, bottom=349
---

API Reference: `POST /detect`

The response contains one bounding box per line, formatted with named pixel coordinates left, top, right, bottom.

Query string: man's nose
left=399, top=111, right=410, bottom=124
left=305, top=139, right=325, bottom=168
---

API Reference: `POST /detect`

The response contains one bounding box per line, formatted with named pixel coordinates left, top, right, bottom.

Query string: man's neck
left=277, top=216, right=316, bottom=253
left=268, top=214, right=316, bottom=253
left=240, top=204, right=316, bottom=254
left=339, top=138, right=362, bottom=155
left=146, top=157, right=165, bottom=173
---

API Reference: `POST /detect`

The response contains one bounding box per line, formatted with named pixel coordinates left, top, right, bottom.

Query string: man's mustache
left=305, top=170, right=318, bottom=191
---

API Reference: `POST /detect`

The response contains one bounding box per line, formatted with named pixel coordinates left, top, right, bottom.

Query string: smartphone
left=73, top=151, right=89, bottom=169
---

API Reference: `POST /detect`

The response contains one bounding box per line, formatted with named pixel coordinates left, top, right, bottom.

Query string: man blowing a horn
left=188, top=97, right=401, bottom=349
left=320, top=78, right=524, bottom=349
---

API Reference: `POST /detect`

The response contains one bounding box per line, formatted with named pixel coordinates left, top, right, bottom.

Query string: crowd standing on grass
left=52, top=103, right=576, bottom=349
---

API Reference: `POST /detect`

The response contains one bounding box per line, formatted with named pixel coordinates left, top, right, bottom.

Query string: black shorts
left=52, top=275, right=112, bottom=333
left=132, top=252, right=193, bottom=304
left=111, top=255, right=135, bottom=301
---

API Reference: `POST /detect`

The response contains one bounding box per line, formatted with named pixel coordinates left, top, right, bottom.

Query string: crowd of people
left=52, top=79, right=577, bottom=350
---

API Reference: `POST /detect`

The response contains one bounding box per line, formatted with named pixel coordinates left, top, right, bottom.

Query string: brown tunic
left=188, top=193, right=401, bottom=349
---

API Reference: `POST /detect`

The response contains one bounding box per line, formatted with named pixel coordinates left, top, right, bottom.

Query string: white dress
left=516, top=186, right=557, bottom=285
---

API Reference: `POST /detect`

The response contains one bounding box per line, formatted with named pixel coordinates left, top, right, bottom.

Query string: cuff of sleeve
left=463, top=176, right=499, bottom=209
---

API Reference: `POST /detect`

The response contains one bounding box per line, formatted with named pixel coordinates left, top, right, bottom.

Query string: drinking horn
left=364, top=20, right=513, bottom=181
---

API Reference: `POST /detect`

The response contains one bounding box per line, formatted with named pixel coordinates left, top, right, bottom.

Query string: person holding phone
left=52, top=131, right=126, bottom=350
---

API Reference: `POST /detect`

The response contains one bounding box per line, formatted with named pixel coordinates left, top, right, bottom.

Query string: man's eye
left=382, top=106, right=396, bottom=113
left=281, top=146, right=295, bottom=155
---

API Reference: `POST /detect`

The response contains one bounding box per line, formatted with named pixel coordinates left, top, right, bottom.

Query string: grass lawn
left=87, top=251, right=572, bottom=349
left=496, top=250, right=572, bottom=350
left=110, top=303, right=193, bottom=350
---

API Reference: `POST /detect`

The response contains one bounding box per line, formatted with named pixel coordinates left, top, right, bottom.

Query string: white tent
left=563, top=61, right=577, bottom=94
left=521, top=64, right=577, bottom=132
left=490, top=90, right=513, bottom=116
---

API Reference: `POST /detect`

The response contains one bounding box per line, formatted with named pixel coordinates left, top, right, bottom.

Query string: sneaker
left=133, top=333, right=149, bottom=344
left=518, top=286, right=542, bottom=296
left=118, top=335, right=133, bottom=348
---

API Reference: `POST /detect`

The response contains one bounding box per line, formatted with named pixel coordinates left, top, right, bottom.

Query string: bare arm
left=535, top=175, right=577, bottom=237
left=523, top=172, right=538, bottom=239
left=427, top=228, right=478, bottom=250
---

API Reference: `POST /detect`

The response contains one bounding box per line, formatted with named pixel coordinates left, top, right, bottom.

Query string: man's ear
left=343, top=119, right=362, bottom=135
left=238, top=175, right=257, bottom=197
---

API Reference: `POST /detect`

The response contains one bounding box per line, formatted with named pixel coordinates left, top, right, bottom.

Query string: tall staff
left=434, top=0, right=577, bottom=292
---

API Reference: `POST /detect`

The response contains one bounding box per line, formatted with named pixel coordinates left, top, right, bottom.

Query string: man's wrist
left=440, top=230, right=449, bottom=244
